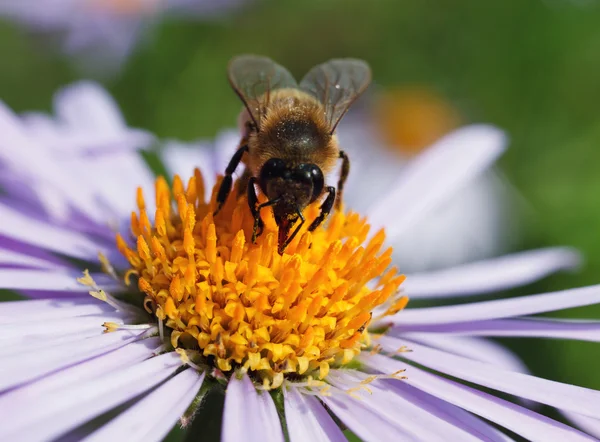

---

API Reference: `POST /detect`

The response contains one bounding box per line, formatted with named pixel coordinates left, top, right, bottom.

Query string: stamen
left=175, top=349, right=204, bottom=372
left=152, top=343, right=169, bottom=356
left=77, top=270, right=139, bottom=315
left=283, top=376, right=331, bottom=395
left=98, top=252, right=119, bottom=280
left=103, top=322, right=154, bottom=333
left=326, top=368, right=407, bottom=399
left=158, top=316, right=165, bottom=342
left=116, top=168, right=407, bottom=387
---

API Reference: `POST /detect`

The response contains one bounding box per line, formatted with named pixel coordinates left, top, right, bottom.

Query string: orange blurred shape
left=88, top=0, right=160, bottom=15
left=374, top=87, right=460, bottom=156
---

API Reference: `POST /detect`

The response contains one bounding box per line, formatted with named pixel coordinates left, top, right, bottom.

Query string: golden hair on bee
left=248, top=88, right=339, bottom=177
left=215, top=55, right=372, bottom=254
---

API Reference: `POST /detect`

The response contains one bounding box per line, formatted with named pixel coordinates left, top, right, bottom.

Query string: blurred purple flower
left=0, top=82, right=599, bottom=441
left=0, top=0, right=250, bottom=73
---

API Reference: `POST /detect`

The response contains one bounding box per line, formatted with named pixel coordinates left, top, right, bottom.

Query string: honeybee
left=215, top=55, right=372, bottom=254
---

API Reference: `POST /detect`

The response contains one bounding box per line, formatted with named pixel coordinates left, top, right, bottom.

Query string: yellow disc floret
left=116, top=169, right=406, bottom=387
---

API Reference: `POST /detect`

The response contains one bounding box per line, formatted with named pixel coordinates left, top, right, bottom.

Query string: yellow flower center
left=116, top=169, right=407, bottom=388
left=375, top=87, right=460, bottom=155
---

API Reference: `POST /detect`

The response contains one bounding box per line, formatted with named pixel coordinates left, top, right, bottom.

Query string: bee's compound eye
left=309, top=166, right=324, bottom=201
left=259, top=158, right=287, bottom=188
left=296, top=163, right=324, bottom=202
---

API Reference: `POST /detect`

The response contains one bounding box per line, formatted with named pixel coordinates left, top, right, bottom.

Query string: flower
left=1, top=82, right=600, bottom=441
left=0, top=0, right=249, bottom=74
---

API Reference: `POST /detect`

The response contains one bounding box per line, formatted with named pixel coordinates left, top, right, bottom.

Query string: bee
left=215, top=55, right=371, bottom=254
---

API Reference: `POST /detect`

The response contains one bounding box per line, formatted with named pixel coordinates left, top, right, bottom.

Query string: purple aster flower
left=0, top=0, right=250, bottom=74
left=0, top=82, right=599, bottom=441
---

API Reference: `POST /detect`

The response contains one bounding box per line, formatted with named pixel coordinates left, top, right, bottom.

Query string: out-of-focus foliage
left=1, top=0, right=600, bottom=426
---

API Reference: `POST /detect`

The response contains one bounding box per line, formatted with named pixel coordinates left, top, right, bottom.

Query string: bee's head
left=258, top=158, right=324, bottom=219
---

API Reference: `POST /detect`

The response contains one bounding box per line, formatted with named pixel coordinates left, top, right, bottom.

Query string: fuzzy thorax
left=245, top=89, right=339, bottom=176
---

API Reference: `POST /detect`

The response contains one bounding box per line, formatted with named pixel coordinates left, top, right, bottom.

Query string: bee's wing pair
left=228, top=55, right=371, bottom=134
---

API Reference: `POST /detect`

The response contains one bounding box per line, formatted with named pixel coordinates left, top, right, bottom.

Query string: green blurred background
left=1, top=0, right=599, bottom=436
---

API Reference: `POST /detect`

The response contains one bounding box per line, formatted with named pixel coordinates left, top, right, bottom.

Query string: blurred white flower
left=338, top=88, right=520, bottom=273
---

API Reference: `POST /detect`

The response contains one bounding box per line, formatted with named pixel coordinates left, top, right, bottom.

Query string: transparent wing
left=300, top=59, right=371, bottom=133
left=228, top=55, right=298, bottom=128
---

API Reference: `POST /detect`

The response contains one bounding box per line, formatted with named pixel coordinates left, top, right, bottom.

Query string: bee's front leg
left=247, top=177, right=264, bottom=242
left=280, top=208, right=305, bottom=254
left=214, top=144, right=248, bottom=215
left=308, top=186, right=335, bottom=231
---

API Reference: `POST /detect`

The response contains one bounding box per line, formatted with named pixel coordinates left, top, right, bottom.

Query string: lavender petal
left=0, top=203, right=106, bottom=260
left=0, top=268, right=120, bottom=292
left=392, top=317, right=600, bottom=341
left=222, top=374, right=284, bottom=442
left=327, top=369, right=497, bottom=442
left=321, top=390, right=414, bottom=441
left=378, top=336, right=600, bottom=419
left=0, top=329, right=146, bottom=391
left=400, top=334, right=535, bottom=408
left=0, top=247, right=64, bottom=270
left=54, top=82, right=135, bottom=139
left=383, top=379, right=514, bottom=441
left=562, top=411, right=600, bottom=439
left=0, top=313, right=128, bottom=348
left=361, top=354, right=595, bottom=442
left=1, top=352, right=183, bottom=441
left=402, top=247, right=581, bottom=299
left=400, top=335, right=529, bottom=374
left=390, top=284, right=600, bottom=326
left=59, top=152, right=156, bottom=223
left=0, top=102, right=115, bottom=222
left=23, top=81, right=154, bottom=154
left=0, top=298, right=111, bottom=325
left=84, top=369, right=204, bottom=442
left=367, top=125, right=506, bottom=240
left=284, top=387, right=346, bottom=442
left=0, top=337, right=159, bottom=409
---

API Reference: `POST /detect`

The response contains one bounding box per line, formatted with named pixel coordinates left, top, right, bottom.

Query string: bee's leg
left=236, top=168, right=252, bottom=196
left=308, top=186, right=335, bottom=232
left=214, top=144, right=248, bottom=215
left=335, top=150, right=350, bottom=210
left=248, top=178, right=282, bottom=243
left=247, top=177, right=264, bottom=242
left=281, top=208, right=305, bottom=253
